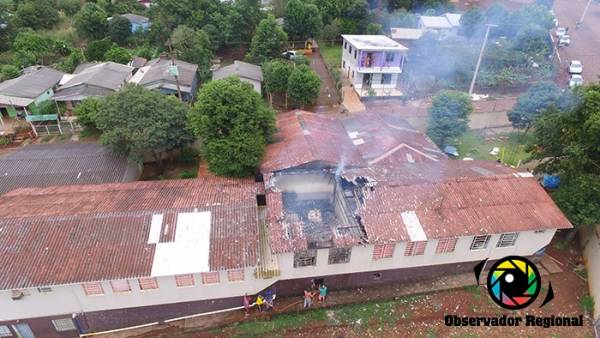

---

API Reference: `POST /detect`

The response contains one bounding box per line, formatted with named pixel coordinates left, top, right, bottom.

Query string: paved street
left=554, top=0, right=600, bottom=87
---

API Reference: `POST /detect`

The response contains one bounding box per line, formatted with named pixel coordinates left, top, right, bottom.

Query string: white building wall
left=1, top=230, right=556, bottom=322
left=0, top=267, right=273, bottom=321
left=582, top=225, right=600, bottom=320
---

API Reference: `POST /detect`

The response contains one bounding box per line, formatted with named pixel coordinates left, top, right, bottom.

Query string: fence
left=32, top=120, right=82, bottom=136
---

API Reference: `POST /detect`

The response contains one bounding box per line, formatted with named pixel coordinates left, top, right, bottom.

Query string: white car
left=559, top=35, right=571, bottom=46
left=569, top=60, right=583, bottom=74
left=282, top=50, right=298, bottom=60
left=556, top=27, right=567, bottom=37
left=569, top=74, right=583, bottom=88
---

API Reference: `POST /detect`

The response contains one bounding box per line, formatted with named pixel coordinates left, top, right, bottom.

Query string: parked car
left=569, top=60, right=583, bottom=74
left=569, top=74, right=583, bottom=88
left=282, top=50, right=298, bottom=60
left=556, top=27, right=567, bottom=37
left=559, top=35, right=571, bottom=46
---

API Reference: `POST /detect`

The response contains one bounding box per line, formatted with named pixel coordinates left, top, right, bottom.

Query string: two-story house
left=341, top=35, right=408, bottom=98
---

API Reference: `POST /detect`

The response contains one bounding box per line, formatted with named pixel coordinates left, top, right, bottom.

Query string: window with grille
left=372, top=243, right=395, bottom=260
left=349, top=46, right=352, bottom=54
left=436, top=237, right=458, bottom=254
left=328, top=248, right=352, bottom=264
left=227, top=269, right=245, bottom=282
left=175, top=274, right=195, bottom=287
left=470, top=235, right=491, bottom=250
left=381, top=74, right=392, bottom=85
left=293, top=250, right=317, bottom=268
left=110, top=280, right=131, bottom=293
left=497, top=233, right=519, bottom=247
left=404, top=241, right=427, bottom=256
left=52, top=318, right=76, bottom=332
left=0, top=325, right=11, bottom=337
left=82, top=282, right=104, bottom=296
left=201, top=272, right=220, bottom=284
left=138, top=277, right=158, bottom=290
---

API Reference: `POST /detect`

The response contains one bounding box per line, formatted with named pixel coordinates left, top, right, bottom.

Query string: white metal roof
left=390, top=27, right=425, bottom=40
left=342, top=35, right=408, bottom=51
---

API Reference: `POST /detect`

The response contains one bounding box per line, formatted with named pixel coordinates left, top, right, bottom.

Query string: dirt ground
left=306, top=51, right=340, bottom=114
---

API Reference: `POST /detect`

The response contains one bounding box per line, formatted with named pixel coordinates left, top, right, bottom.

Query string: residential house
left=53, top=62, right=134, bottom=110
left=129, top=57, right=199, bottom=102
left=121, top=13, right=150, bottom=32
left=0, top=143, right=141, bottom=194
left=212, top=60, right=263, bottom=94
left=0, top=66, right=64, bottom=115
left=341, top=35, right=408, bottom=97
left=0, top=110, right=571, bottom=337
left=390, top=27, right=424, bottom=47
left=418, top=13, right=462, bottom=37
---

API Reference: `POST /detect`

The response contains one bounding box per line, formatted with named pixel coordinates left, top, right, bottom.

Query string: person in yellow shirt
left=256, top=294, right=265, bottom=312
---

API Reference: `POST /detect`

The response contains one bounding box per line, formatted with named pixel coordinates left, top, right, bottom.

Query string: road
left=554, top=0, right=600, bottom=87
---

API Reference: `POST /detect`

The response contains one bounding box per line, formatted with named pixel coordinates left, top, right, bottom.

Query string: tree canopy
left=287, top=64, right=321, bottom=108
left=507, top=81, right=563, bottom=131
left=15, top=0, right=59, bottom=30
left=74, top=3, right=109, bottom=40
left=284, top=0, right=322, bottom=42
left=459, top=7, right=484, bottom=37
left=529, top=84, right=600, bottom=226
left=263, top=59, right=293, bottom=105
left=109, top=16, right=132, bottom=46
left=426, top=90, right=473, bottom=147
left=170, top=25, right=213, bottom=80
left=96, top=85, right=193, bottom=169
left=189, top=77, right=276, bottom=177
left=104, top=46, right=132, bottom=64
left=247, top=15, right=288, bottom=64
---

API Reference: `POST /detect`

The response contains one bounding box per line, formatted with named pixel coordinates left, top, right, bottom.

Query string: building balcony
left=356, top=66, right=403, bottom=74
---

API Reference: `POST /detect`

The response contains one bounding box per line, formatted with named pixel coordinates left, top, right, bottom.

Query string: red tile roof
left=0, top=177, right=260, bottom=290
left=261, top=110, right=365, bottom=172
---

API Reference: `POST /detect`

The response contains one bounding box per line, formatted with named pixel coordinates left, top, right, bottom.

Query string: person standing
left=318, top=283, right=328, bottom=303
left=303, top=289, right=313, bottom=308
left=243, top=293, right=251, bottom=316
left=256, top=294, right=264, bottom=312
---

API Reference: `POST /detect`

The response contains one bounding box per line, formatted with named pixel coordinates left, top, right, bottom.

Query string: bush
left=179, top=147, right=199, bottom=165
left=0, top=65, right=20, bottom=81
left=178, top=170, right=197, bottom=179
left=580, top=295, right=594, bottom=315
left=104, top=46, right=131, bottom=64
left=0, top=136, right=11, bottom=145
left=85, top=39, right=113, bottom=61
left=56, top=0, right=81, bottom=16
left=74, top=97, right=103, bottom=129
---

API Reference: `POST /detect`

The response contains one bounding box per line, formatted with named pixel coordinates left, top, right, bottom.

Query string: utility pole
left=165, top=39, right=183, bottom=102
left=577, top=0, right=593, bottom=26
left=468, top=24, right=497, bottom=97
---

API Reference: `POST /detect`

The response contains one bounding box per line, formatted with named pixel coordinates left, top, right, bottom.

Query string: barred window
left=497, top=233, right=519, bottom=248
left=436, top=237, right=458, bottom=254
left=37, top=286, right=52, bottom=293
left=201, top=272, right=220, bottom=284
left=228, top=269, right=245, bottom=282
left=404, top=241, right=427, bottom=256
left=385, top=52, right=395, bottom=62
left=82, top=282, right=104, bottom=296
left=372, top=244, right=395, bottom=260
left=138, top=277, right=158, bottom=290
left=328, top=248, right=352, bottom=264
left=470, top=235, right=491, bottom=250
left=293, top=250, right=317, bottom=268
left=110, top=280, right=131, bottom=293
left=0, top=325, right=11, bottom=337
left=52, top=318, right=76, bottom=332
left=175, top=274, right=195, bottom=287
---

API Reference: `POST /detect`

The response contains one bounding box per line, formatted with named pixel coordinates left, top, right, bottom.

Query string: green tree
left=284, top=0, right=322, bottom=42
left=56, top=0, right=81, bottom=16
left=109, top=16, right=132, bottom=46
left=170, top=25, right=213, bottom=81
left=386, top=0, right=412, bottom=11
left=320, top=19, right=341, bottom=44
left=262, top=59, right=293, bottom=106
left=96, top=85, right=193, bottom=171
left=287, top=64, right=321, bottom=108
left=104, top=46, right=131, bottom=64
left=426, top=90, right=472, bottom=147
left=56, top=49, right=84, bottom=73
left=507, top=82, right=562, bottom=131
left=366, top=23, right=383, bottom=35
left=85, top=38, right=113, bottom=61
left=247, top=15, right=288, bottom=64
left=15, top=0, right=59, bottom=30
left=0, top=65, right=20, bottom=81
left=459, top=7, right=484, bottom=37
left=74, top=3, right=109, bottom=40
left=12, top=29, right=49, bottom=66
left=74, top=97, right=103, bottom=129
left=189, top=77, right=276, bottom=177
left=513, top=24, right=551, bottom=56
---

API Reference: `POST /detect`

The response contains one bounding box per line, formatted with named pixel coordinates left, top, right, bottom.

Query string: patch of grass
left=454, top=131, right=531, bottom=167
left=580, top=295, right=594, bottom=314
left=319, top=43, right=342, bottom=69
left=79, top=128, right=101, bottom=140
left=333, top=299, right=398, bottom=327
left=39, top=135, right=55, bottom=143
left=178, top=170, right=197, bottom=179
left=234, top=308, right=326, bottom=337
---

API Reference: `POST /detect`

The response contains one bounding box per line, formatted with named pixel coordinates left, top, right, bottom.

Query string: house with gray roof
left=129, top=57, right=198, bottom=102
left=0, top=142, right=141, bottom=195
left=0, top=66, right=64, bottom=111
left=121, top=13, right=150, bottom=32
left=212, top=60, right=263, bottom=94
left=53, top=62, right=133, bottom=109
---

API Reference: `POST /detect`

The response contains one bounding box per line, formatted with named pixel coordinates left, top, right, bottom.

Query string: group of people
left=303, top=281, right=328, bottom=309
left=243, top=289, right=276, bottom=316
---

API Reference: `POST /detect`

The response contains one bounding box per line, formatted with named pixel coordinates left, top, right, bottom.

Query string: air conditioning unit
left=11, top=290, right=25, bottom=300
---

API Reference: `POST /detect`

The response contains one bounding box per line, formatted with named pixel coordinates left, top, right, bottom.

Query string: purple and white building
left=341, top=35, right=408, bottom=97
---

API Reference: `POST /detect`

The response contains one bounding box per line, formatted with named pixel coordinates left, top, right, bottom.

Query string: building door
left=12, top=323, right=35, bottom=338
left=362, top=73, right=372, bottom=88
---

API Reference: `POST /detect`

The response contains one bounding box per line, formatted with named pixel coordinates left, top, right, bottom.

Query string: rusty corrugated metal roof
left=0, top=176, right=260, bottom=290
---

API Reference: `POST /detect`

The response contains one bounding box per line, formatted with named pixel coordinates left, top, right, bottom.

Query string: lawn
left=454, top=130, right=534, bottom=167
left=319, top=43, right=342, bottom=68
